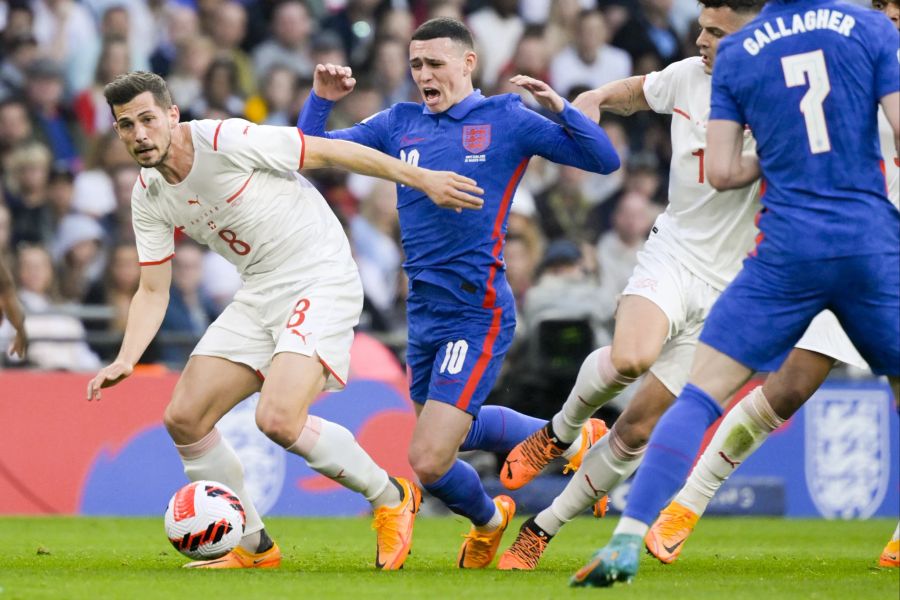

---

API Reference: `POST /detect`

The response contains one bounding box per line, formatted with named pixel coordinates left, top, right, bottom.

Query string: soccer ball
left=164, top=480, right=246, bottom=560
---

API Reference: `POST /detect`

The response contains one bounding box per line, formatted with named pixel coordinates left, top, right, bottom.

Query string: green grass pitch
left=2, top=516, right=897, bottom=599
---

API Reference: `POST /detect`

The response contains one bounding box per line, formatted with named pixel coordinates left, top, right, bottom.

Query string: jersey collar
left=421, top=90, right=486, bottom=119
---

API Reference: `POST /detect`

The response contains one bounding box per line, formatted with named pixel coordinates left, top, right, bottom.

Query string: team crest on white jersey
left=804, top=387, right=891, bottom=519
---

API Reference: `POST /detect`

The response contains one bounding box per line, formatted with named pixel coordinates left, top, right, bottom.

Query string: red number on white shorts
left=218, top=229, right=251, bottom=256
left=286, top=298, right=311, bottom=329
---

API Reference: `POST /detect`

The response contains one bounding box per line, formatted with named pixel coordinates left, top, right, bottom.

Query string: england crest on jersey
left=462, top=124, right=491, bottom=154
left=804, top=387, right=891, bottom=519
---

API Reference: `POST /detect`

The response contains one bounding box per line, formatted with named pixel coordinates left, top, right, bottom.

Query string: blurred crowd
left=0, top=0, right=709, bottom=400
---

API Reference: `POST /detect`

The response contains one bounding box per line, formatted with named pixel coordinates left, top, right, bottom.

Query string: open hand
left=510, top=75, right=565, bottom=113
left=421, top=171, right=484, bottom=213
left=313, top=63, right=356, bottom=102
left=86, top=360, right=134, bottom=401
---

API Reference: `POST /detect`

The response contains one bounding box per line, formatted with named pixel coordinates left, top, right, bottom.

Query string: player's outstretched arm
left=302, top=136, right=484, bottom=212
left=86, top=261, right=172, bottom=400
left=572, top=76, right=651, bottom=123
left=0, top=258, right=27, bottom=359
left=706, top=119, right=760, bottom=190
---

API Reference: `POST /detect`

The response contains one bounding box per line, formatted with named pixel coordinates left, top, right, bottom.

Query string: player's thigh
left=762, top=347, right=835, bottom=419
left=614, top=245, right=691, bottom=373
left=256, top=351, right=328, bottom=444
left=423, top=303, right=515, bottom=417
left=648, top=318, right=703, bottom=399
left=699, top=256, right=825, bottom=377
left=166, top=355, right=262, bottom=444
left=830, top=253, right=900, bottom=376
left=687, top=342, right=754, bottom=404
left=614, top=372, right=677, bottom=447
left=409, top=399, right=474, bottom=482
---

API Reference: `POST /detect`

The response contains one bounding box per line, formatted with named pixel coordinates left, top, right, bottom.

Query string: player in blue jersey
left=298, top=17, right=620, bottom=567
left=571, top=0, right=899, bottom=588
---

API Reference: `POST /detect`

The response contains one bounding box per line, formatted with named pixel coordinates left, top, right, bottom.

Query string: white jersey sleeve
left=879, top=108, right=899, bottom=207
left=209, top=118, right=306, bottom=173
left=131, top=175, right=175, bottom=265
left=643, top=59, right=693, bottom=115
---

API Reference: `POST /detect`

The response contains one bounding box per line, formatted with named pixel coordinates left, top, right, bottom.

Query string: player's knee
left=609, top=346, right=654, bottom=379
left=255, top=402, right=305, bottom=448
left=163, top=401, right=205, bottom=442
left=408, top=443, right=452, bottom=485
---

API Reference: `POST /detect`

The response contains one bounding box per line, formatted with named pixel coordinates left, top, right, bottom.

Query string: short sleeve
left=709, top=46, right=745, bottom=124
left=212, top=118, right=305, bottom=172
left=643, top=59, right=690, bottom=115
left=873, top=17, right=900, bottom=101
left=131, top=179, right=175, bottom=266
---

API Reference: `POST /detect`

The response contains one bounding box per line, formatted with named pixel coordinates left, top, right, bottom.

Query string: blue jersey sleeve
left=873, top=17, right=900, bottom=101
left=514, top=98, right=620, bottom=174
left=709, top=44, right=745, bottom=124
left=296, top=91, right=390, bottom=153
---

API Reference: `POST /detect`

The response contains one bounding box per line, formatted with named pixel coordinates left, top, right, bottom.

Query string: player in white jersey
left=647, top=0, right=900, bottom=571
left=85, top=71, right=484, bottom=570
left=495, top=0, right=876, bottom=571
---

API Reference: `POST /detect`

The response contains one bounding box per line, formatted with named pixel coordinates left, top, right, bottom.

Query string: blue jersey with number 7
left=710, top=0, right=900, bottom=263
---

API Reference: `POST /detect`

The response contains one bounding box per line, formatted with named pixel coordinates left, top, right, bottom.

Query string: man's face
left=696, top=7, right=756, bottom=74
left=874, top=0, right=900, bottom=30
left=112, top=91, right=179, bottom=168
left=409, top=37, right=476, bottom=113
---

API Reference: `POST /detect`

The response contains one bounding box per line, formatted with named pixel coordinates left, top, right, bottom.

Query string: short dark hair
left=411, top=17, right=474, bottom=50
left=103, top=71, right=172, bottom=116
left=697, top=0, right=766, bottom=13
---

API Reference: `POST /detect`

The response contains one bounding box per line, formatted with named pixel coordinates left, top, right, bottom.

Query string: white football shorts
left=192, top=271, right=363, bottom=390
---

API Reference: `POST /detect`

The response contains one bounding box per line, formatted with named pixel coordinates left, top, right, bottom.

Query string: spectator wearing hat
left=53, top=213, right=106, bottom=303
left=24, top=57, right=86, bottom=171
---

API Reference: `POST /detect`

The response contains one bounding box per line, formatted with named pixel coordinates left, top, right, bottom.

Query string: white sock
left=891, top=522, right=899, bottom=542
left=551, top=347, right=637, bottom=444
left=674, top=386, right=784, bottom=516
left=475, top=505, right=503, bottom=532
left=614, top=516, right=649, bottom=538
left=534, top=428, right=645, bottom=536
left=176, top=428, right=265, bottom=548
left=287, top=415, right=398, bottom=507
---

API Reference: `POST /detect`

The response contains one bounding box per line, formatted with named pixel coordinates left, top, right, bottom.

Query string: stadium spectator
left=54, top=213, right=106, bottom=302
left=31, top=0, right=101, bottom=95
left=4, top=141, right=54, bottom=247
left=468, top=0, right=525, bottom=89
left=0, top=97, right=36, bottom=167
left=0, top=32, right=39, bottom=102
left=372, top=37, right=416, bottom=108
left=189, top=57, right=245, bottom=119
left=208, top=1, right=255, bottom=97
left=550, top=9, right=632, bottom=97
left=6, top=243, right=101, bottom=371
left=534, top=165, right=604, bottom=244
left=596, top=190, right=654, bottom=307
left=612, top=0, right=684, bottom=69
left=149, top=3, right=200, bottom=78
left=83, top=242, right=141, bottom=359
left=252, top=0, right=315, bottom=82
left=166, top=36, right=217, bottom=111
left=158, top=242, right=219, bottom=366
left=496, top=26, right=551, bottom=100
left=321, top=0, right=382, bottom=69
left=73, top=36, right=131, bottom=138
left=245, top=65, right=299, bottom=126
left=378, top=7, right=415, bottom=41
left=98, top=4, right=151, bottom=72
left=71, top=130, right=133, bottom=224
left=24, top=58, right=86, bottom=171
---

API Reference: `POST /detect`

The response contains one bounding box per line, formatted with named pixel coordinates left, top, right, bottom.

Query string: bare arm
left=302, top=136, right=484, bottom=212
left=86, top=261, right=171, bottom=400
left=706, top=119, right=761, bottom=191
left=881, top=91, right=900, bottom=155
left=572, top=76, right=651, bottom=122
left=0, top=259, right=26, bottom=358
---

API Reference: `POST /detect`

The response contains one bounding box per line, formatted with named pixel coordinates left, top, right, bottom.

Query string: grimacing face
left=873, top=0, right=900, bottom=29
left=409, top=37, right=476, bottom=113
left=695, top=6, right=757, bottom=74
left=112, top=91, right=179, bottom=168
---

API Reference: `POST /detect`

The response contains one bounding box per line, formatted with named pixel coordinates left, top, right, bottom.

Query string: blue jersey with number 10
left=710, top=0, right=900, bottom=263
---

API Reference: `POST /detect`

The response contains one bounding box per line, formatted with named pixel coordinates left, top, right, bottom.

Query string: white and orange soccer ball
left=164, top=481, right=246, bottom=560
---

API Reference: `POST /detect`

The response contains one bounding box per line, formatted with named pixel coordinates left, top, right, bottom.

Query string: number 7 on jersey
left=782, top=50, right=832, bottom=154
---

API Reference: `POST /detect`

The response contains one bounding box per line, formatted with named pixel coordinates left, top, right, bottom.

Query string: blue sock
left=423, top=459, right=496, bottom=525
left=460, top=405, right=547, bottom=453
left=622, top=383, right=724, bottom=525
